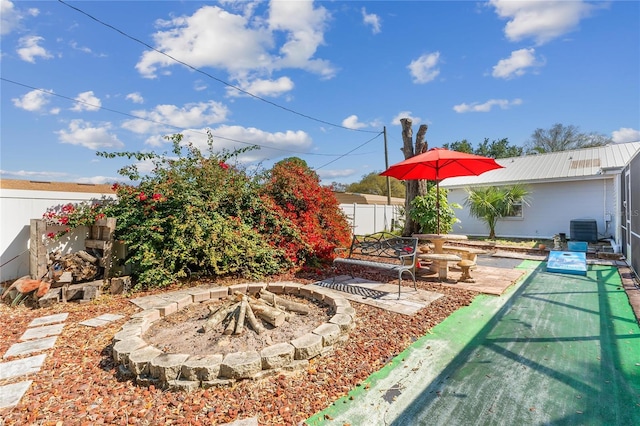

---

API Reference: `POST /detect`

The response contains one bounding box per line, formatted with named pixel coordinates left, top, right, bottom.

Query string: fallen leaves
left=0, top=272, right=474, bottom=425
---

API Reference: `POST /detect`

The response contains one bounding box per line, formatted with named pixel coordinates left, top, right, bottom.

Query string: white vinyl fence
left=339, top=203, right=403, bottom=235
left=0, top=186, right=115, bottom=283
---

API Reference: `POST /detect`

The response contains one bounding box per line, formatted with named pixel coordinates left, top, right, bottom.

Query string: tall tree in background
left=475, top=138, right=523, bottom=158
left=345, top=172, right=405, bottom=198
left=442, top=139, right=474, bottom=154
left=443, top=138, right=522, bottom=158
left=526, top=123, right=612, bottom=153
left=399, top=118, right=428, bottom=236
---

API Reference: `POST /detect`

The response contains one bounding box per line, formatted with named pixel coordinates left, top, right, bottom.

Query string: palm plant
left=465, top=184, right=530, bottom=239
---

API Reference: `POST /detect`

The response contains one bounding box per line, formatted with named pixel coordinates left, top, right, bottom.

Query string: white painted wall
left=0, top=188, right=115, bottom=282
left=446, top=177, right=617, bottom=241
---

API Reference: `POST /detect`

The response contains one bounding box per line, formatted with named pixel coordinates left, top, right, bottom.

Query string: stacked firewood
left=202, top=289, right=310, bottom=335
left=48, top=250, right=100, bottom=284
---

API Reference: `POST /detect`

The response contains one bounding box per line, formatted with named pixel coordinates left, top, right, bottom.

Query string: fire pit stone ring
left=111, top=282, right=355, bottom=390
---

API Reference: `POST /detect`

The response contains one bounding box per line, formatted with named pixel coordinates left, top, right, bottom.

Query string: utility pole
left=383, top=126, right=391, bottom=205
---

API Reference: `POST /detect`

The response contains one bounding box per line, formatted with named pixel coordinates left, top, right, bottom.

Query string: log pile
left=202, top=289, right=310, bottom=335
left=48, top=250, right=100, bottom=284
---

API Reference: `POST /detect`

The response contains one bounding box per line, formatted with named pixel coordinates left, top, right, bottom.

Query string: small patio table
left=412, top=234, right=468, bottom=254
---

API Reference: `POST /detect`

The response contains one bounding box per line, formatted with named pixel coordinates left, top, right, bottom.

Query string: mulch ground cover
left=0, top=270, right=475, bottom=425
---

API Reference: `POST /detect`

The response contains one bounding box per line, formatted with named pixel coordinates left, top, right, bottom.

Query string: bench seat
left=333, top=233, right=418, bottom=299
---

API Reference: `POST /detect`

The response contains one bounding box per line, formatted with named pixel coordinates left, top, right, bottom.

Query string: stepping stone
left=79, top=313, right=124, bottom=327
left=3, top=336, right=58, bottom=359
left=0, top=381, right=32, bottom=409
left=0, top=354, right=47, bottom=381
left=129, top=295, right=166, bottom=311
left=20, top=323, right=65, bottom=341
left=28, top=313, right=68, bottom=327
left=220, top=417, right=259, bottom=426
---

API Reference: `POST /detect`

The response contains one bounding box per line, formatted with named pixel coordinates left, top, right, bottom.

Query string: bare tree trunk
left=400, top=118, right=429, bottom=236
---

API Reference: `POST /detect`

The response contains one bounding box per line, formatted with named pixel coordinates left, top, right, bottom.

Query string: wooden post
left=85, top=218, right=116, bottom=280
left=29, top=219, right=48, bottom=280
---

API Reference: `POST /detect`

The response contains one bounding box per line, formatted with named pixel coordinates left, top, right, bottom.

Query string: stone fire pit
left=111, top=282, right=355, bottom=390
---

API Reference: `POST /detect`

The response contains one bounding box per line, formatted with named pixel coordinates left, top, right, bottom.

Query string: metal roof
left=440, top=141, right=640, bottom=188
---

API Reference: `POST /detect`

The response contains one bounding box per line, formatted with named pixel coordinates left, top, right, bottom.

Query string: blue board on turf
left=547, top=250, right=587, bottom=276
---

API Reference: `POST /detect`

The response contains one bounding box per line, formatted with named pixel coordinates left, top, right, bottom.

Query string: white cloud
left=226, top=76, right=294, bottom=98
left=489, top=0, right=595, bottom=45
left=122, top=101, right=230, bottom=135
left=1, top=0, right=18, bottom=35
left=267, top=1, right=335, bottom=78
left=137, top=6, right=271, bottom=78
left=136, top=3, right=335, bottom=86
left=453, top=98, right=523, bottom=113
left=408, top=52, right=440, bottom=84
left=185, top=125, right=313, bottom=163
left=76, top=175, right=121, bottom=184
left=0, top=169, right=69, bottom=180
left=392, top=111, right=422, bottom=126
left=16, top=35, right=53, bottom=63
left=56, top=119, right=125, bottom=150
left=611, top=128, right=640, bottom=144
left=71, top=91, right=102, bottom=112
left=316, top=168, right=356, bottom=179
left=1, top=0, right=37, bottom=35
left=342, top=115, right=367, bottom=130
left=12, top=88, right=53, bottom=112
left=126, top=92, right=144, bottom=104
left=194, top=80, right=208, bottom=91
left=362, top=8, right=381, bottom=34
left=69, top=40, right=92, bottom=54
left=492, top=48, right=543, bottom=79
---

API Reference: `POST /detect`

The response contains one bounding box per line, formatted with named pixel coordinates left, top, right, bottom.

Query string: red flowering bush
left=261, top=158, right=352, bottom=265
left=43, top=201, right=109, bottom=239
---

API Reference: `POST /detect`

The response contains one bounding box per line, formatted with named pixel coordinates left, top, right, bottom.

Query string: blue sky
left=1, top=0, right=639, bottom=185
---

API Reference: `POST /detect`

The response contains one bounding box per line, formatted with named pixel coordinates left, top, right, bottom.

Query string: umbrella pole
left=436, top=180, right=440, bottom=234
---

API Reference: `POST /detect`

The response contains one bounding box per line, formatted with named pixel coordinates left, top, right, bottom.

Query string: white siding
left=448, top=178, right=616, bottom=240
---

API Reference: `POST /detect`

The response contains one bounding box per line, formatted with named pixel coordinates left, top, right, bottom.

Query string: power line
left=314, top=132, right=384, bottom=170
left=57, top=0, right=380, bottom=134
left=2, top=77, right=377, bottom=158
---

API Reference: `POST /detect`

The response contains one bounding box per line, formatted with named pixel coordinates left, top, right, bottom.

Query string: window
left=503, top=202, right=523, bottom=219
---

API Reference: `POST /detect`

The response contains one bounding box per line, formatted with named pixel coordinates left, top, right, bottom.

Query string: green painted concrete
left=306, top=263, right=640, bottom=426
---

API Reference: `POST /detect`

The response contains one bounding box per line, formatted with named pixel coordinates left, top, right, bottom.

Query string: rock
left=112, top=337, right=147, bottom=364
left=149, top=353, right=190, bottom=383
left=312, top=323, right=341, bottom=346
left=128, top=346, right=163, bottom=376
left=290, top=333, right=323, bottom=360
left=260, top=343, right=295, bottom=369
left=219, top=351, right=262, bottom=379
left=181, top=354, right=223, bottom=381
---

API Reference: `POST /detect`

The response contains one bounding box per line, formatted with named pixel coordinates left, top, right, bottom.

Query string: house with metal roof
left=440, top=141, right=640, bottom=254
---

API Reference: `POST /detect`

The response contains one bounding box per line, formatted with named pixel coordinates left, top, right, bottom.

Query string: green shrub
left=97, top=134, right=298, bottom=289
left=409, top=185, right=461, bottom=234
left=44, top=134, right=351, bottom=290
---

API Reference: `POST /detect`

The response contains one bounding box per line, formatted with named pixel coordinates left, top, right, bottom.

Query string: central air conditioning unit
left=570, top=219, right=598, bottom=243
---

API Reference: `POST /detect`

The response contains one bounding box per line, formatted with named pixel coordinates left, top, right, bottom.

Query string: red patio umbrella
left=380, top=147, right=504, bottom=233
